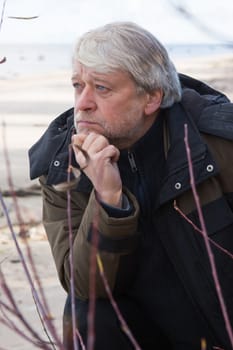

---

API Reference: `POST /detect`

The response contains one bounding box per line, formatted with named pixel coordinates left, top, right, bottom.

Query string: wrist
left=97, top=190, right=122, bottom=209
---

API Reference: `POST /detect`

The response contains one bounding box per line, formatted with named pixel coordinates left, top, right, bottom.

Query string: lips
left=77, top=120, right=94, bottom=124
left=76, top=121, right=97, bottom=127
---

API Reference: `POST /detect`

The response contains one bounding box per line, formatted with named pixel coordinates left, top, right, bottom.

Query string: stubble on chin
left=73, top=111, right=137, bottom=149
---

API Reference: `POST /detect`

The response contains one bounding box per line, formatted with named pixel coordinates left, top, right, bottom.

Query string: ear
left=144, top=89, right=163, bottom=115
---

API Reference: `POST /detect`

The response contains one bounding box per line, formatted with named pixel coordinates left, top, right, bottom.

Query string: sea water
left=0, top=43, right=73, bottom=79
left=0, top=42, right=232, bottom=79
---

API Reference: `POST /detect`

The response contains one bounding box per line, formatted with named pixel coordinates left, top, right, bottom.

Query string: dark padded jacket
left=29, top=74, right=233, bottom=348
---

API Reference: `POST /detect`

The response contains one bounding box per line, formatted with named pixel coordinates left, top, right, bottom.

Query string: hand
left=72, top=132, right=123, bottom=208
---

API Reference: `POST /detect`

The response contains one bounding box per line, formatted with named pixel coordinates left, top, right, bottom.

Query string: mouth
left=75, top=120, right=102, bottom=133
left=76, top=120, right=97, bottom=127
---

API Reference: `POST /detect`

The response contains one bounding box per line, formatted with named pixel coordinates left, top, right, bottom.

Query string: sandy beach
left=0, top=69, right=73, bottom=349
left=0, top=51, right=233, bottom=349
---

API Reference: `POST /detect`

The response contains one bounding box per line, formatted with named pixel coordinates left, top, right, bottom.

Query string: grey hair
left=73, top=22, right=182, bottom=108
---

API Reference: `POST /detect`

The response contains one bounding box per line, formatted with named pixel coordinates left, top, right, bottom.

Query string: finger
left=72, top=134, right=89, bottom=160
left=72, top=133, right=87, bottom=148
left=99, top=145, right=120, bottom=163
left=74, top=148, right=89, bottom=170
left=80, top=132, right=108, bottom=153
left=86, top=134, right=110, bottom=154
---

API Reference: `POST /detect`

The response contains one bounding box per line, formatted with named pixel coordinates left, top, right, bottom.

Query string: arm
left=40, top=175, right=139, bottom=300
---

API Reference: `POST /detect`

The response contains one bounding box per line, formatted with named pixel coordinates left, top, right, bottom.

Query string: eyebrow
left=71, top=76, right=114, bottom=91
left=71, top=74, right=79, bottom=81
left=93, top=77, right=112, bottom=85
left=72, top=71, right=112, bottom=83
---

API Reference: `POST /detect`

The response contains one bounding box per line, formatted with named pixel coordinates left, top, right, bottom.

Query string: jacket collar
left=29, top=108, right=74, bottom=181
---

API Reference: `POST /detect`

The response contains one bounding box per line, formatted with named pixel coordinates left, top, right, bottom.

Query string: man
left=29, top=22, right=233, bottom=349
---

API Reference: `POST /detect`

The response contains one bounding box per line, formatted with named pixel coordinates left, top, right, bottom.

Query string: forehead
left=72, top=61, right=133, bottom=84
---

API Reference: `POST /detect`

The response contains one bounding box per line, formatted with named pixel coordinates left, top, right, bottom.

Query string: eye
left=95, top=84, right=109, bottom=92
left=72, top=82, right=84, bottom=91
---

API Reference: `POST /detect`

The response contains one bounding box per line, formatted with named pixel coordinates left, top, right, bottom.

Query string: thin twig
left=0, top=56, right=6, bottom=64
left=166, top=0, right=233, bottom=45
left=0, top=312, right=52, bottom=349
left=31, top=293, right=56, bottom=350
left=67, top=143, right=81, bottom=350
left=174, top=201, right=233, bottom=260
left=96, top=254, right=141, bottom=349
left=2, top=121, right=27, bottom=238
left=75, top=329, right=86, bottom=350
left=1, top=122, right=64, bottom=348
left=87, top=218, right=98, bottom=350
left=0, top=257, right=8, bottom=265
left=0, top=270, right=52, bottom=349
left=0, top=0, right=7, bottom=32
left=184, top=123, right=233, bottom=347
left=8, top=15, right=39, bottom=20
left=72, top=138, right=140, bottom=349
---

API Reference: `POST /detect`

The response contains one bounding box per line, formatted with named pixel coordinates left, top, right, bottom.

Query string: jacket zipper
left=128, top=151, right=150, bottom=218
left=128, top=151, right=138, bottom=172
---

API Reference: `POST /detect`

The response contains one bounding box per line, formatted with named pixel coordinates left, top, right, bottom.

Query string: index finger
left=72, top=134, right=89, bottom=160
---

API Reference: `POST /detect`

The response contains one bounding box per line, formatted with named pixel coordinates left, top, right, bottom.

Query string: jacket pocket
left=190, top=196, right=233, bottom=301
left=189, top=195, right=233, bottom=237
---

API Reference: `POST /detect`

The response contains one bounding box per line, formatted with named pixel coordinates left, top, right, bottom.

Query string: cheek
left=104, top=101, right=133, bottom=117
left=100, top=97, right=145, bottom=126
left=98, top=103, right=122, bottom=123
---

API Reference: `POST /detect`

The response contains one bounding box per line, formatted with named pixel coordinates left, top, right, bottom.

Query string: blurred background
left=1, top=0, right=233, bottom=78
left=1, top=0, right=233, bottom=44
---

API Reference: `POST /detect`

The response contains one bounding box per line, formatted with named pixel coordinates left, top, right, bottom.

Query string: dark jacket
left=29, top=74, right=233, bottom=348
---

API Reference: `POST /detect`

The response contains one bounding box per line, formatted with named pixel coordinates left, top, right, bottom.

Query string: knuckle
left=97, top=135, right=108, bottom=146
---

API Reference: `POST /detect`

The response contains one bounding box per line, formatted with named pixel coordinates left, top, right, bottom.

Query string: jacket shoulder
left=29, top=108, right=74, bottom=180
left=198, top=103, right=233, bottom=141
left=180, top=77, right=233, bottom=141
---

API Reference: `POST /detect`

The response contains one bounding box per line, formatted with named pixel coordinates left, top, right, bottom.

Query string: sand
left=0, top=70, right=73, bottom=349
left=0, top=52, right=233, bottom=349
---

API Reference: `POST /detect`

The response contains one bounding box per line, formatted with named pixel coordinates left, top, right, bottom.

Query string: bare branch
left=174, top=201, right=233, bottom=260
left=8, top=15, right=39, bottom=20
left=0, top=0, right=7, bottom=32
left=184, top=124, right=233, bottom=347
left=1, top=120, right=64, bottom=348
left=166, top=0, right=233, bottom=45
left=0, top=0, right=7, bottom=64
left=0, top=56, right=6, bottom=64
left=2, top=121, right=28, bottom=238
left=0, top=270, right=52, bottom=349
left=96, top=254, right=141, bottom=349
left=67, top=142, right=82, bottom=350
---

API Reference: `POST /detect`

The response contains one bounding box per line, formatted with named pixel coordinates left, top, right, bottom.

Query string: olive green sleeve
left=39, top=176, right=139, bottom=300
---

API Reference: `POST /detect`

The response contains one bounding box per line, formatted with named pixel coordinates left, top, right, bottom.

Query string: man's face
left=72, top=62, right=159, bottom=149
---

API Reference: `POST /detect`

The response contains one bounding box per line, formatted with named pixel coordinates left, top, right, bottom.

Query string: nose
left=75, top=86, right=97, bottom=113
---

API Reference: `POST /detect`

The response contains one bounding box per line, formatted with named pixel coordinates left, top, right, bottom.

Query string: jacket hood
left=29, top=108, right=75, bottom=181
left=179, top=73, right=229, bottom=103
